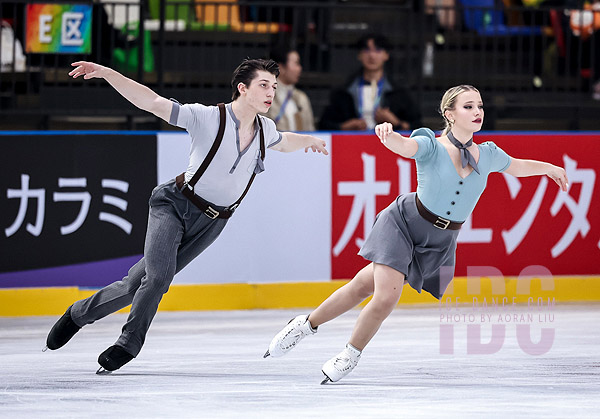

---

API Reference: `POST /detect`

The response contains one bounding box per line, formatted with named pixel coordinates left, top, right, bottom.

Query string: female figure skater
left=265, top=85, right=568, bottom=384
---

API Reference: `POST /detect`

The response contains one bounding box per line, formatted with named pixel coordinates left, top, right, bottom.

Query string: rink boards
left=1, top=131, right=599, bottom=315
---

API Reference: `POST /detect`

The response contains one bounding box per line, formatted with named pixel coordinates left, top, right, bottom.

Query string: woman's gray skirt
left=358, top=192, right=459, bottom=299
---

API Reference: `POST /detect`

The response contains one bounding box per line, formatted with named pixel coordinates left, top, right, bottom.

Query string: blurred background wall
left=1, top=0, right=599, bottom=131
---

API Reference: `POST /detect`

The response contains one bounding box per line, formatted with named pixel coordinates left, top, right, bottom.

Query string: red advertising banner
left=331, top=133, right=600, bottom=279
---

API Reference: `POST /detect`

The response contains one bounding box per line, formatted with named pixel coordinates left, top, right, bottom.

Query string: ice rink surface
left=1, top=304, right=599, bottom=418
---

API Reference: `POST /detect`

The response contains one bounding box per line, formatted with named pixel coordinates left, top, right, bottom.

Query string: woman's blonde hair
left=439, top=85, right=479, bottom=135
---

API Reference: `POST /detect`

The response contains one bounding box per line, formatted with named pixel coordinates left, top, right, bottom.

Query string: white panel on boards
left=157, top=132, right=332, bottom=284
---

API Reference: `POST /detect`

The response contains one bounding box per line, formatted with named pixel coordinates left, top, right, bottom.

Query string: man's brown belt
left=175, top=173, right=234, bottom=219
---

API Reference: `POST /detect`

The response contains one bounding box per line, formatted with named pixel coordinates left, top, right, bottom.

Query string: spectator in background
left=319, top=33, right=422, bottom=131
left=521, top=0, right=600, bottom=97
left=564, top=0, right=600, bottom=99
left=265, top=46, right=316, bottom=131
left=424, top=0, right=457, bottom=32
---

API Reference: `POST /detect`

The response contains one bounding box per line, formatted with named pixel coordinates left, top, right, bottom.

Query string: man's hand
left=69, top=61, right=108, bottom=80
left=276, top=132, right=329, bottom=155
left=303, top=135, right=329, bottom=155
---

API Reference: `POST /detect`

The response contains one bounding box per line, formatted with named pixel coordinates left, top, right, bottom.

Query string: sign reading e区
left=26, top=4, right=92, bottom=54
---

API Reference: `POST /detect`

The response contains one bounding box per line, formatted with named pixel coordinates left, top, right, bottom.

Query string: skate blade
left=96, top=367, right=112, bottom=375
left=42, top=345, right=48, bottom=352
left=320, top=374, right=332, bottom=385
left=263, top=350, right=270, bottom=358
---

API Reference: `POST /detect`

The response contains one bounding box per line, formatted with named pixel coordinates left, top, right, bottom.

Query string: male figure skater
left=45, top=58, right=328, bottom=374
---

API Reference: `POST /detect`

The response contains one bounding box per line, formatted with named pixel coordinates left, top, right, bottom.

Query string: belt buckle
left=204, top=206, right=219, bottom=219
left=433, top=217, right=450, bottom=230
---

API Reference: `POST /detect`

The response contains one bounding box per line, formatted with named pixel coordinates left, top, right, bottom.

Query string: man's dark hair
left=356, top=33, right=392, bottom=52
left=231, top=58, right=280, bottom=100
left=269, top=46, right=295, bottom=66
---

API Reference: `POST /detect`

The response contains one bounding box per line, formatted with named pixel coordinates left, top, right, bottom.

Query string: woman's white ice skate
left=264, top=314, right=316, bottom=358
left=320, top=344, right=361, bottom=384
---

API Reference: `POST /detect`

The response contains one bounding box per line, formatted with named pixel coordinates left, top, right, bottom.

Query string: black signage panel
left=0, top=134, right=157, bottom=275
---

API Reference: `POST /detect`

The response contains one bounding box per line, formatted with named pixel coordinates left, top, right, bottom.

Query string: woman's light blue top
left=410, top=128, right=512, bottom=222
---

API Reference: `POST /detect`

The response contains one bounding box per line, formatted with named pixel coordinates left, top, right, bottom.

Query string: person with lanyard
left=265, top=85, right=568, bottom=384
left=318, top=33, right=422, bottom=131
left=44, top=58, right=328, bottom=374
left=265, top=46, right=315, bottom=132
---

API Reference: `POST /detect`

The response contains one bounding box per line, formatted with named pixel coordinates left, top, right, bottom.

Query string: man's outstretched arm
left=272, top=132, right=328, bottom=155
left=69, top=61, right=173, bottom=122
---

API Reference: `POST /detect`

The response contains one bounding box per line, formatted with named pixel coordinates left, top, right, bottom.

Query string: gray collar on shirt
left=225, top=102, right=263, bottom=169
left=226, top=102, right=262, bottom=136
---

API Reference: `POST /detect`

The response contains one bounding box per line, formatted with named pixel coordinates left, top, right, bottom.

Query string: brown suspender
left=175, top=103, right=266, bottom=219
left=186, top=102, right=227, bottom=189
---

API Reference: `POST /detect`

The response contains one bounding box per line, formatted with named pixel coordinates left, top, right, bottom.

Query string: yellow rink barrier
left=1, top=276, right=599, bottom=316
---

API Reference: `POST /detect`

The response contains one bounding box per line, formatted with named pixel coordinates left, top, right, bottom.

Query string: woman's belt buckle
left=433, top=217, right=451, bottom=230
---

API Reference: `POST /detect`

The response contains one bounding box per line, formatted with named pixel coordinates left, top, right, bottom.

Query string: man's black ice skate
left=96, top=345, right=134, bottom=374
left=44, top=306, right=81, bottom=351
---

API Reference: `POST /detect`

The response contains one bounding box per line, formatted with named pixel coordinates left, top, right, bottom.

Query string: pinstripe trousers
left=70, top=180, right=228, bottom=356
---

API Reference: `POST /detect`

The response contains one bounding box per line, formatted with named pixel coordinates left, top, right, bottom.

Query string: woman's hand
left=375, top=122, right=394, bottom=144
left=547, top=165, right=569, bottom=192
